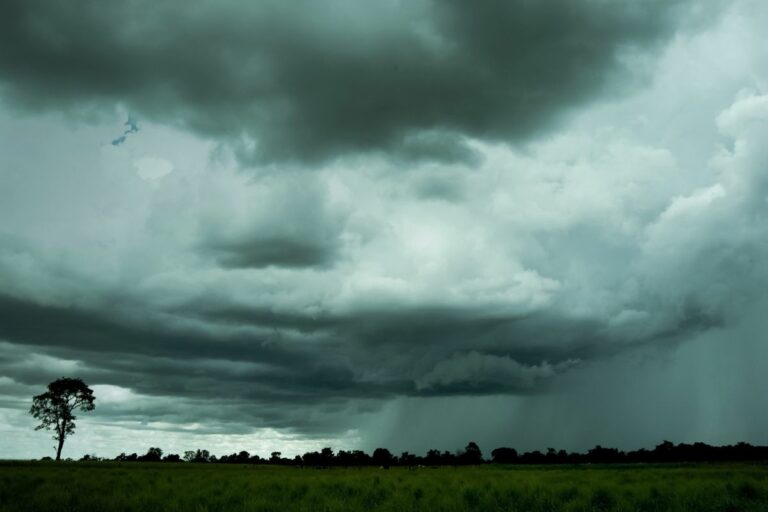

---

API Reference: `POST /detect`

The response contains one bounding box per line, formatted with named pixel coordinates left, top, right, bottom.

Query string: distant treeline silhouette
left=59, top=441, right=768, bottom=466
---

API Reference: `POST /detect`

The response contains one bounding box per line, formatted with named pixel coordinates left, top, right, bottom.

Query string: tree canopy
left=30, top=377, right=95, bottom=461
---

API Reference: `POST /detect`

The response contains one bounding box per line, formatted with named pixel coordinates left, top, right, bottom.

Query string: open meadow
left=2, top=462, right=768, bottom=512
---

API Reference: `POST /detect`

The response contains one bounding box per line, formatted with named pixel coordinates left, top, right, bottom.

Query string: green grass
left=1, top=461, right=767, bottom=511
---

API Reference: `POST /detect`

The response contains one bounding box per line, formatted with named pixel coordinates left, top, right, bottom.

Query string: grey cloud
left=0, top=0, right=704, bottom=164
left=2, top=1, right=767, bottom=457
left=397, top=131, right=482, bottom=166
left=0, top=279, right=721, bottom=414
left=0, top=228, right=747, bottom=439
left=415, top=351, right=574, bottom=394
left=204, top=236, right=338, bottom=269
left=412, top=170, right=468, bottom=202
left=176, top=289, right=725, bottom=409
left=366, top=299, right=768, bottom=456
left=195, top=174, right=346, bottom=268
left=0, top=293, right=313, bottom=368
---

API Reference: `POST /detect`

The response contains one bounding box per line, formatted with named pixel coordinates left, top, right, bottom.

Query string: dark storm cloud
left=0, top=0, right=700, bottom=163
left=0, top=283, right=723, bottom=435
left=171, top=294, right=722, bottom=401
left=194, top=173, right=346, bottom=268
left=0, top=293, right=312, bottom=367
left=204, top=236, right=338, bottom=269
left=3, top=0, right=768, bottom=459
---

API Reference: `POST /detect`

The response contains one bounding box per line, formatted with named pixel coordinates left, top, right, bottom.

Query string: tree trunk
left=56, top=436, right=65, bottom=461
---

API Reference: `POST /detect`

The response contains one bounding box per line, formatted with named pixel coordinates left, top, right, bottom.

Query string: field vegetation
left=2, top=461, right=768, bottom=511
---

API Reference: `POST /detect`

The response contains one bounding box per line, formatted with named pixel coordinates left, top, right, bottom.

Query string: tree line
left=30, top=378, right=768, bottom=465
left=65, top=440, right=768, bottom=466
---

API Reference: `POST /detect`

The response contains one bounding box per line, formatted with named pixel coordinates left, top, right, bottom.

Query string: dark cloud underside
left=0, top=0, right=692, bottom=163
left=0, top=287, right=722, bottom=435
left=206, top=237, right=337, bottom=269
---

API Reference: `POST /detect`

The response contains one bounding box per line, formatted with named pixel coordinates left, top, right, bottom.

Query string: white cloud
left=134, top=157, right=174, bottom=181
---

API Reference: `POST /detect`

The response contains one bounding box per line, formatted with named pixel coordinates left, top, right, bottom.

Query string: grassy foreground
left=2, top=462, right=768, bottom=511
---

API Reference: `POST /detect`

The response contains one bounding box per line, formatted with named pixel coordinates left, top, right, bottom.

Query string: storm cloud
left=1, top=0, right=767, bottom=459
left=0, top=0, right=708, bottom=164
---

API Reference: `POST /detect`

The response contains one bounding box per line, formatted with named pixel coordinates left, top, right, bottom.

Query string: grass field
left=2, top=462, right=768, bottom=511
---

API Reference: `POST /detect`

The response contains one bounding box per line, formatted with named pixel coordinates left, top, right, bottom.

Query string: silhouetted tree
left=588, top=445, right=623, bottom=463
left=520, top=450, right=545, bottom=464
left=400, top=451, right=417, bottom=466
left=460, top=441, right=483, bottom=464
left=140, top=447, right=163, bottom=462
left=320, top=447, right=335, bottom=466
left=29, top=378, right=95, bottom=461
left=350, top=450, right=371, bottom=466
left=48, top=439, right=768, bottom=467
left=491, top=447, right=518, bottom=464
left=425, top=449, right=441, bottom=466
left=372, top=448, right=393, bottom=468
left=335, top=450, right=352, bottom=466
left=184, top=449, right=211, bottom=463
left=653, top=440, right=675, bottom=462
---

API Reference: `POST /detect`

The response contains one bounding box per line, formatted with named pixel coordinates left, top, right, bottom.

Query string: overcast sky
left=1, top=0, right=768, bottom=460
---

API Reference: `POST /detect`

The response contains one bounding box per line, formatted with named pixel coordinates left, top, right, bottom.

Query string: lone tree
left=30, top=378, right=95, bottom=460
